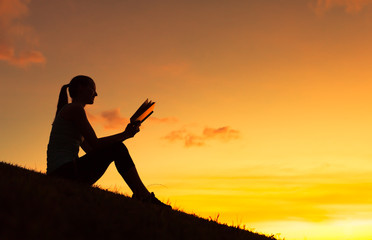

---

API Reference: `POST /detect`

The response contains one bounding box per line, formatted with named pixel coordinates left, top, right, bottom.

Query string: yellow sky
left=1, top=0, right=372, bottom=239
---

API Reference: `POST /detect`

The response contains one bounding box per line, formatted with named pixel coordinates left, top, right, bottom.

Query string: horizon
left=1, top=1, right=372, bottom=239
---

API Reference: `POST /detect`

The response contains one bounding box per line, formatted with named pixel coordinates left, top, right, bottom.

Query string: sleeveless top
left=47, top=108, right=83, bottom=174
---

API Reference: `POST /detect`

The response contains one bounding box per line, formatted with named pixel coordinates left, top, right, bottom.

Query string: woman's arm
left=81, top=139, right=93, bottom=153
left=65, top=104, right=140, bottom=150
left=96, top=123, right=140, bottom=145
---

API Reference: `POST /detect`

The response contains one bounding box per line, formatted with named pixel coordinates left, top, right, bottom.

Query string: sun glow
left=2, top=1, right=372, bottom=239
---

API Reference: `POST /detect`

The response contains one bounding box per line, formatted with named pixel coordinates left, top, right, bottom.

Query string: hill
left=0, top=162, right=277, bottom=240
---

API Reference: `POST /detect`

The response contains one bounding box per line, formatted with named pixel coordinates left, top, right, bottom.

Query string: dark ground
left=0, top=162, right=277, bottom=240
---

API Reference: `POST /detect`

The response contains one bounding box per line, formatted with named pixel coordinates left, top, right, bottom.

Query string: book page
left=134, top=102, right=155, bottom=122
left=130, top=99, right=155, bottom=123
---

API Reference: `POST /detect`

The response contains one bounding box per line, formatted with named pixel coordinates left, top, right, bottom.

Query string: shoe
left=132, top=192, right=172, bottom=209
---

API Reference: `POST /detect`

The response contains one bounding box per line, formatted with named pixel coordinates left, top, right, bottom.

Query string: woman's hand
left=123, top=121, right=141, bottom=139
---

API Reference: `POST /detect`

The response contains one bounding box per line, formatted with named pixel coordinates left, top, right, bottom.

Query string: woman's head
left=55, top=75, right=97, bottom=117
left=68, top=75, right=97, bottom=104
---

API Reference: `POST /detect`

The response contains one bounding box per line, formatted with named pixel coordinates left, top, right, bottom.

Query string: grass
left=0, top=161, right=277, bottom=240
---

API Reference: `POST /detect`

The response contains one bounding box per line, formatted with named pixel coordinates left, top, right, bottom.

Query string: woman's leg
left=120, top=166, right=150, bottom=198
left=75, top=142, right=150, bottom=198
left=53, top=142, right=171, bottom=208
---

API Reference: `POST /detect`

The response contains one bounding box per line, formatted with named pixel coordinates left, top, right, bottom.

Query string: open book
left=130, top=99, right=155, bottom=123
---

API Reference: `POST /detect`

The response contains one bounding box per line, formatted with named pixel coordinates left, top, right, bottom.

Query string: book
left=130, top=99, right=155, bottom=123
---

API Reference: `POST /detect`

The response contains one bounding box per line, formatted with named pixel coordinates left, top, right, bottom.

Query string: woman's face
left=79, top=79, right=98, bottom=104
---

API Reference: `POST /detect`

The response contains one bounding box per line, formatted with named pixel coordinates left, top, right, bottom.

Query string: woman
left=47, top=75, right=170, bottom=208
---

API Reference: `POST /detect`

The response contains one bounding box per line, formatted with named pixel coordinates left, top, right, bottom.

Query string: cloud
left=100, top=108, right=129, bottom=130
left=164, top=129, right=205, bottom=147
left=149, top=117, right=178, bottom=124
left=0, top=48, right=45, bottom=66
left=203, top=126, right=240, bottom=141
left=163, top=126, right=240, bottom=147
left=311, top=0, right=372, bottom=14
left=86, top=109, right=129, bottom=130
left=0, top=0, right=46, bottom=67
left=87, top=108, right=177, bottom=130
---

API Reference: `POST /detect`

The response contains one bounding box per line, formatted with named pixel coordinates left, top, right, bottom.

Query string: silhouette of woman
left=47, top=75, right=170, bottom=208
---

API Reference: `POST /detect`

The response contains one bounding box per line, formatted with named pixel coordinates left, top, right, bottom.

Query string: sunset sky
left=1, top=0, right=372, bottom=239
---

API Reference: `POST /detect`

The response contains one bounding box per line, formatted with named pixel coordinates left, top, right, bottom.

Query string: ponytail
left=55, top=84, right=70, bottom=118
left=55, top=75, right=93, bottom=118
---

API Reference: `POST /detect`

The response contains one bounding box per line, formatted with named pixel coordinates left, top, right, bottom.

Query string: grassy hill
left=0, top=162, right=277, bottom=240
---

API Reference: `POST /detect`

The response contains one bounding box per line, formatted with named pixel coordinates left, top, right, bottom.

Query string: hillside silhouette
left=0, top=162, right=277, bottom=240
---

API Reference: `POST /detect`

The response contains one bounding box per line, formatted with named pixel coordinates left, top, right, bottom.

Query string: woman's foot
left=132, top=192, right=172, bottom=209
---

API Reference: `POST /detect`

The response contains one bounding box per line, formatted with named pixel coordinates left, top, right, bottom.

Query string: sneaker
left=133, top=192, right=172, bottom=209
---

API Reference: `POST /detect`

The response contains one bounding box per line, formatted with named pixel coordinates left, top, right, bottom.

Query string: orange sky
left=1, top=0, right=372, bottom=239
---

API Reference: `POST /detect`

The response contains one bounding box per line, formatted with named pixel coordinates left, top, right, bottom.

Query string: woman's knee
left=110, top=142, right=135, bottom=172
left=110, top=142, right=129, bottom=155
